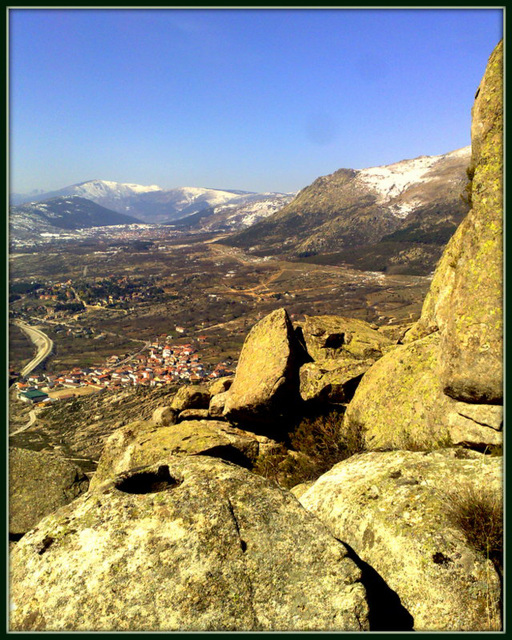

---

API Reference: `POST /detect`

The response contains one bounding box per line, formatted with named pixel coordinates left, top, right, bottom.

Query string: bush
left=444, top=484, right=503, bottom=571
left=290, top=409, right=366, bottom=474
left=253, top=410, right=366, bottom=489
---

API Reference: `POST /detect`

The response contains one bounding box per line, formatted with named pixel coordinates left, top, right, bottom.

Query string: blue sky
left=9, top=8, right=503, bottom=194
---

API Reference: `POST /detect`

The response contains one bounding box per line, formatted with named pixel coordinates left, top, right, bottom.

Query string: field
left=9, top=233, right=433, bottom=374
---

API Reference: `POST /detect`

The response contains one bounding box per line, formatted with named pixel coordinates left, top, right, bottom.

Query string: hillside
left=9, top=196, right=143, bottom=242
left=225, top=147, right=471, bottom=275
left=168, top=192, right=295, bottom=231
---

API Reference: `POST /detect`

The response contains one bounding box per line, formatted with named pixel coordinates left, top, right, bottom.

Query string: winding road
left=10, top=408, right=40, bottom=437
left=14, top=320, right=54, bottom=378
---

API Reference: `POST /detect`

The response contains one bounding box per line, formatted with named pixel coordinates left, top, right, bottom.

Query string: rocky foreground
left=9, top=42, right=503, bottom=631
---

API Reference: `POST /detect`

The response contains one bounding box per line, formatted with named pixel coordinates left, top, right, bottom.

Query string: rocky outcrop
left=298, top=449, right=502, bottom=631
left=9, top=448, right=89, bottom=538
left=170, top=384, right=210, bottom=412
left=300, top=360, right=370, bottom=404
left=405, top=41, right=503, bottom=404
left=10, top=456, right=369, bottom=631
left=298, top=315, right=393, bottom=405
left=207, top=376, right=234, bottom=396
left=209, top=391, right=229, bottom=418
left=440, top=41, right=503, bottom=403
left=344, top=333, right=502, bottom=450
left=222, top=308, right=305, bottom=429
left=89, top=420, right=276, bottom=490
left=300, top=315, right=393, bottom=362
left=343, top=41, right=503, bottom=449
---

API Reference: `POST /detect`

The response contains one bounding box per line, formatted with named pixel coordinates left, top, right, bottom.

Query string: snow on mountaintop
left=75, top=180, right=163, bottom=198
left=356, top=146, right=471, bottom=205
left=176, top=187, right=246, bottom=207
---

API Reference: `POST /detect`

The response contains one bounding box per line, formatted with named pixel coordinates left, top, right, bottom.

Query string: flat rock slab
left=298, top=449, right=502, bottom=631
left=10, top=456, right=369, bottom=632
left=89, top=419, right=274, bottom=490
left=9, top=447, right=89, bottom=537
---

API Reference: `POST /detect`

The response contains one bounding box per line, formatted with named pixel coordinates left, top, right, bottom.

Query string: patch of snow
left=446, top=146, right=472, bottom=158
left=389, top=201, right=418, bottom=219
left=356, top=146, right=471, bottom=209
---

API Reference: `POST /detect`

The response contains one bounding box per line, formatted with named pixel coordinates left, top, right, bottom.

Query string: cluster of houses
left=15, top=334, right=236, bottom=405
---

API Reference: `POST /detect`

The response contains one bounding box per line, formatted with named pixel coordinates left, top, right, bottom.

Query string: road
left=10, top=408, right=40, bottom=437
left=15, top=320, right=54, bottom=378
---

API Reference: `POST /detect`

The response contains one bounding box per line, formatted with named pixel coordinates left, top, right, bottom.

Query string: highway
left=15, top=320, right=54, bottom=378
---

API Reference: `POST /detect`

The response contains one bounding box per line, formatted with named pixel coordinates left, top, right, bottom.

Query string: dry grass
left=253, top=410, right=366, bottom=489
left=444, top=484, right=503, bottom=570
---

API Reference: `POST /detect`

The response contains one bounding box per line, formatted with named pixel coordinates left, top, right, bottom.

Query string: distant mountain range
left=224, top=147, right=472, bottom=275
left=10, top=147, right=471, bottom=274
left=9, top=196, right=142, bottom=242
left=10, top=180, right=293, bottom=225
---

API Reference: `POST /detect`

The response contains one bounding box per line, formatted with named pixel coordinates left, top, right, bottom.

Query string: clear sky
left=9, top=8, right=503, bottom=194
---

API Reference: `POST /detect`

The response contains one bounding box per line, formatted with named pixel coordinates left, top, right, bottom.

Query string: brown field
left=9, top=235, right=432, bottom=372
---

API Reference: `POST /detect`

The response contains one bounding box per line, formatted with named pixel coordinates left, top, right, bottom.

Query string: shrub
left=253, top=409, right=366, bottom=489
left=461, top=163, right=476, bottom=207
left=290, top=409, right=366, bottom=474
left=444, top=484, right=503, bottom=571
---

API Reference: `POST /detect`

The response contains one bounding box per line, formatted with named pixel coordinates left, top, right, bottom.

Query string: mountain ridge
left=223, top=146, right=471, bottom=275
left=9, top=196, right=143, bottom=242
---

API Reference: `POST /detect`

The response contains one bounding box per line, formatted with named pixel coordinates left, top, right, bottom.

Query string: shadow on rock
left=340, top=541, right=415, bottom=631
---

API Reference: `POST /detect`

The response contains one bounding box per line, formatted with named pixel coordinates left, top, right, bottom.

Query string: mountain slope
left=224, top=147, right=471, bottom=274
left=168, top=192, right=295, bottom=231
left=9, top=196, right=143, bottom=241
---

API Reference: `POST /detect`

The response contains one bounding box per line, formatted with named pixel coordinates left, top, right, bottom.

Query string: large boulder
left=9, top=448, right=89, bottom=538
left=298, top=449, right=502, bottom=631
left=222, top=309, right=305, bottom=428
left=404, top=41, right=503, bottom=404
left=171, top=385, right=210, bottom=412
left=207, top=376, right=234, bottom=396
left=10, top=456, right=369, bottom=631
left=300, top=315, right=393, bottom=362
left=300, top=359, right=372, bottom=404
left=89, top=419, right=275, bottom=490
left=152, top=406, right=178, bottom=426
left=344, top=333, right=502, bottom=450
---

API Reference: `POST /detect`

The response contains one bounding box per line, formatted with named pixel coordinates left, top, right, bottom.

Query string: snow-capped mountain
left=170, top=192, right=295, bottom=232
left=9, top=196, right=142, bottom=243
left=226, top=146, right=472, bottom=275
left=11, top=180, right=258, bottom=224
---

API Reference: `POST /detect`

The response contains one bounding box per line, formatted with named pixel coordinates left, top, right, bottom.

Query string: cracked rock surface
left=298, top=449, right=502, bottom=631
left=9, top=447, right=89, bottom=538
left=10, top=456, right=369, bottom=632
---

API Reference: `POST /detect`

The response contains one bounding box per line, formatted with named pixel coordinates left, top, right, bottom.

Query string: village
left=14, top=333, right=236, bottom=406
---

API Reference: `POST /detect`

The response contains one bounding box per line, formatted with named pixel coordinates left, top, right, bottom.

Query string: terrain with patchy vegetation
left=9, top=41, right=503, bottom=633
